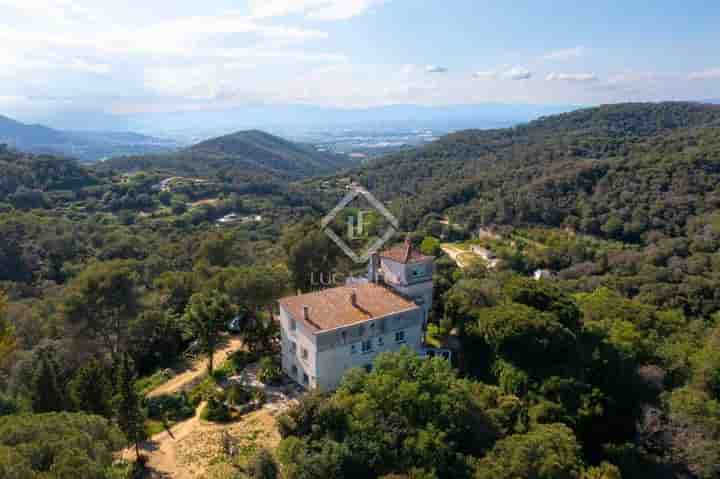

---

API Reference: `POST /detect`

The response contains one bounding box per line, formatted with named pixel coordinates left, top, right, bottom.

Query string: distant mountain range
left=96, top=129, right=355, bottom=181
left=0, top=114, right=178, bottom=162
left=29, top=103, right=580, bottom=142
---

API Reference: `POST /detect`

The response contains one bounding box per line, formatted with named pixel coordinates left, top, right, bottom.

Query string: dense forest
left=1, top=102, right=720, bottom=478
left=97, top=130, right=355, bottom=181
left=334, top=103, right=720, bottom=314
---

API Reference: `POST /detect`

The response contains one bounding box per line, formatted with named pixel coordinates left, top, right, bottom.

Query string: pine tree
left=30, top=349, right=64, bottom=413
left=69, top=358, right=113, bottom=417
left=116, top=353, right=145, bottom=460
left=0, top=293, right=15, bottom=368
left=182, top=291, right=234, bottom=374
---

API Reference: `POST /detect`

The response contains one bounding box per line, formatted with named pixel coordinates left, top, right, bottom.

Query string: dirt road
left=147, top=337, right=243, bottom=398
left=441, top=244, right=470, bottom=268
left=123, top=402, right=282, bottom=479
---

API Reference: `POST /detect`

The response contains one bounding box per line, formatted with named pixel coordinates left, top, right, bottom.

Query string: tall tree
left=69, top=358, right=113, bottom=417
left=281, top=222, right=346, bottom=293
left=154, top=271, right=199, bottom=316
left=223, top=265, right=288, bottom=352
left=62, top=260, right=139, bottom=359
left=182, top=291, right=234, bottom=374
left=195, top=232, right=236, bottom=268
left=30, top=348, right=64, bottom=413
left=0, top=293, right=15, bottom=369
left=116, top=353, right=145, bottom=460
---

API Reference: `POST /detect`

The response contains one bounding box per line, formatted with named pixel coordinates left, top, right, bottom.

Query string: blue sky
left=1, top=0, right=719, bottom=119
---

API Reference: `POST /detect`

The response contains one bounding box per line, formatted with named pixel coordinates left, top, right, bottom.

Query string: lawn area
left=136, top=369, right=175, bottom=396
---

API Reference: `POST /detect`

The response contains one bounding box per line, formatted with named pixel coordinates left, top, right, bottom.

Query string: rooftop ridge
left=279, top=282, right=418, bottom=333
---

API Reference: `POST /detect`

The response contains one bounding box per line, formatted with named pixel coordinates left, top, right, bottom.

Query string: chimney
left=368, top=252, right=379, bottom=282
left=350, top=288, right=358, bottom=308
left=302, top=305, right=310, bottom=321
left=403, top=236, right=413, bottom=263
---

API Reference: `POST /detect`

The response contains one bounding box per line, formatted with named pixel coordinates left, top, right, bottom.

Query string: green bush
left=252, top=388, right=267, bottom=405
left=246, top=448, right=279, bottom=479
left=258, top=357, right=283, bottom=386
left=201, top=396, right=231, bottom=423
left=0, top=412, right=125, bottom=478
left=0, top=393, right=22, bottom=416
left=145, top=393, right=194, bottom=422
left=135, top=369, right=172, bottom=396
left=227, top=383, right=252, bottom=406
left=420, top=236, right=441, bottom=256
left=188, top=377, right=221, bottom=407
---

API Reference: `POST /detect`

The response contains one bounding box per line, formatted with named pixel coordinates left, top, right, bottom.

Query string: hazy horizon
left=2, top=0, right=719, bottom=125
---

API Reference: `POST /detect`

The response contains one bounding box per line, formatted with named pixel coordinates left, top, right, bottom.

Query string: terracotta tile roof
left=279, top=282, right=418, bottom=333
left=379, top=238, right=434, bottom=264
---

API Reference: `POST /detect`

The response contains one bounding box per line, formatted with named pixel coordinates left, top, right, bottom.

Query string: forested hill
left=0, top=146, right=97, bottom=208
left=0, top=114, right=177, bottom=162
left=98, top=129, right=354, bottom=181
left=355, top=102, right=720, bottom=239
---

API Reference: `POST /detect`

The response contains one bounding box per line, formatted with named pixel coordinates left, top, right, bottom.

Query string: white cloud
left=546, top=72, right=598, bottom=82
left=689, top=68, right=720, bottom=80
left=473, top=67, right=532, bottom=81
left=425, top=65, right=448, bottom=73
left=69, top=58, right=111, bottom=74
left=248, top=0, right=388, bottom=21
left=542, top=46, right=585, bottom=61
left=473, top=70, right=498, bottom=79
left=502, top=66, right=532, bottom=80
left=0, top=0, right=98, bottom=22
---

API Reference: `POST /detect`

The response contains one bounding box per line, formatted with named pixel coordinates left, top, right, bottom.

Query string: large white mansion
left=278, top=238, right=435, bottom=391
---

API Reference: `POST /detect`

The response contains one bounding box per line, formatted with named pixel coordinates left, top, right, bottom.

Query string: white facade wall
left=315, top=310, right=424, bottom=391
left=380, top=257, right=434, bottom=321
left=279, top=305, right=424, bottom=392
left=279, top=306, right=319, bottom=389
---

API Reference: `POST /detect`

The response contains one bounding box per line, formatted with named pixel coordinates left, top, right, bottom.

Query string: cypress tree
left=30, top=349, right=64, bottom=413
left=116, top=353, right=145, bottom=460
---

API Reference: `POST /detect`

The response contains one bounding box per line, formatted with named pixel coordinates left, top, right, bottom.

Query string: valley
left=2, top=102, right=720, bottom=479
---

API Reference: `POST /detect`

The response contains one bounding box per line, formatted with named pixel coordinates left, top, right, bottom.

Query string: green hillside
left=0, top=146, right=97, bottom=208
left=355, top=102, right=720, bottom=237
left=0, top=115, right=177, bottom=162
left=98, top=129, right=354, bottom=181
left=313, top=102, right=720, bottom=318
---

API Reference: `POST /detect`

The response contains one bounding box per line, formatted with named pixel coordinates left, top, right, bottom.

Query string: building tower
left=370, top=237, right=435, bottom=326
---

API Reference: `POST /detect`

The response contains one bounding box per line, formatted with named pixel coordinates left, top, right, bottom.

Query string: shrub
left=226, top=383, right=252, bottom=406
left=0, top=393, right=22, bottom=416
left=0, top=412, right=125, bottom=478
left=201, top=396, right=231, bottom=423
left=258, top=357, right=283, bottom=386
left=135, top=369, right=172, bottom=396
left=252, top=388, right=267, bottom=405
left=247, top=448, right=279, bottom=479
left=188, top=377, right=221, bottom=407
left=145, top=393, right=194, bottom=422
left=420, top=236, right=441, bottom=256
left=229, top=350, right=261, bottom=372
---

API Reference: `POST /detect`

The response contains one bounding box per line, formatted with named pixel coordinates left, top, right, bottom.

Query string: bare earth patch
left=147, top=336, right=243, bottom=398
left=190, top=198, right=220, bottom=208
left=123, top=401, right=286, bottom=479
left=124, top=346, right=300, bottom=479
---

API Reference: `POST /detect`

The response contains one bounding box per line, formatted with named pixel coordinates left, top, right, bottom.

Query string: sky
left=2, top=0, right=720, bottom=120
